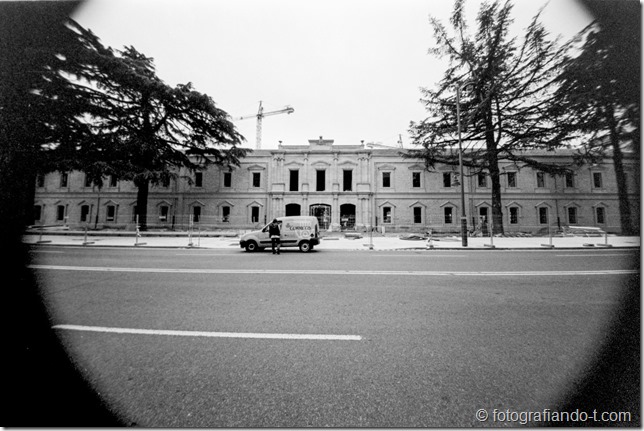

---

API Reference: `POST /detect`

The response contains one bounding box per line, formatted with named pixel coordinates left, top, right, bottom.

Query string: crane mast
left=235, top=101, right=294, bottom=149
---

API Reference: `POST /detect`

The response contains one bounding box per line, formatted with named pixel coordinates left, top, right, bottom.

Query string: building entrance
left=309, top=204, right=331, bottom=230
left=285, top=203, right=301, bottom=217
left=476, top=207, right=489, bottom=236
left=340, top=203, right=356, bottom=231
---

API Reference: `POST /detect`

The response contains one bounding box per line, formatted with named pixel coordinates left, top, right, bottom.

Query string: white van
left=239, top=216, right=321, bottom=253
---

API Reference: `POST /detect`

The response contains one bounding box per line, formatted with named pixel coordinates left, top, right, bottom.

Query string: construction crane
left=234, top=101, right=294, bottom=149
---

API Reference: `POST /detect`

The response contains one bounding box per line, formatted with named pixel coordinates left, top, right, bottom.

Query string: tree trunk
left=93, top=187, right=101, bottom=229
left=612, top=149, right=633, bottom=235
left=606, top=106, right=633, bottom=235
left=631, top=122, right=640, bottom=202
left=135, top=178, right=149, bottom=231
left=631, top=122, right=640, bottom=234
left=610, top=134, right=633, bottom=235
left=484, top=102, right=504, bottom=235
left=487, top=150, right=504, bottom=235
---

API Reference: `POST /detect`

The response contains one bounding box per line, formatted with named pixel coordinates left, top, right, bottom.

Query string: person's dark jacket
left=268, top=222, right=280, bottom=237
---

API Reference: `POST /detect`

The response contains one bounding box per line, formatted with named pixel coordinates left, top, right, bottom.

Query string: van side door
left=258, top=225, right=272, bottom=247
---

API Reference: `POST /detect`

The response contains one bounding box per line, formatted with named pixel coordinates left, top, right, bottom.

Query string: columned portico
left=270, top=193, right=284, bottom=219
left=332, top=192, right=340, bottom=230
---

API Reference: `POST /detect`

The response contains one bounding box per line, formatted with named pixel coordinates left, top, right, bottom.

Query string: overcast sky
left=73, top=0, right=593, bottom=150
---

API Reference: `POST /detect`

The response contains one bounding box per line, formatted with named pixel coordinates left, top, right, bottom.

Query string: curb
left=24, top=242, right=639, bottom=251
left=24, top=230, right=241, bottom=238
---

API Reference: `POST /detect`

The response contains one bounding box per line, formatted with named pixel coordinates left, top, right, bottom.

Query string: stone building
left=31, top=137, right=639, bottom=234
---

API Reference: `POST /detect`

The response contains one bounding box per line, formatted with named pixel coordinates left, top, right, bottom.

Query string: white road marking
left=30, top=250, right=64, bottom=253
left=29, top=265, right=638, bottom=276
left=173, top=253, right=468, bottom=257
left=556, top=254, right=636, bottom=257
left=372, top=254, right=468, bottom=258
left=175, top=253, right=245, bottom=256
left=53, top=324, right=362, bottom=341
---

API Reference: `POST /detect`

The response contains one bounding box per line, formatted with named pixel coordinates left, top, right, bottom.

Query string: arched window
left=286, top=203, right=301, bottom=217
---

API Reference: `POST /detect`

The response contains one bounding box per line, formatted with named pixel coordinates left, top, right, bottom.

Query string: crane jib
left=233, top=102, right=294, bottom=149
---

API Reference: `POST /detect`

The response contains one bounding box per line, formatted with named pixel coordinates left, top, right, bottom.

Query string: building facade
left=32, top=137, right=639, bottom=234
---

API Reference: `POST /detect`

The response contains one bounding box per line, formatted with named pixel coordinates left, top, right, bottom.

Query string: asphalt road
left=27, top=246, right=640, bottom=427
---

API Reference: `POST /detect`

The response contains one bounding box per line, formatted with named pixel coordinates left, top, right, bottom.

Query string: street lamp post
left=456, top=82, right=473, bottom=247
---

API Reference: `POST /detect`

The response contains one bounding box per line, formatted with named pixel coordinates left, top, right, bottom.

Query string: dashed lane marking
left=29, top=265, right=638, bottom=276
left=173, top=253, right=468, bottom=257
left=360, top=254, right=468, bottom=258
left=53, top=324, right=362, bottom=341
left=174, top=253, right=247, bottom=256
left=555, top=254, right=636, bottom=257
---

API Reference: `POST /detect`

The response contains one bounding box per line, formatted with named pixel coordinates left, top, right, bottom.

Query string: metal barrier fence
left=27, top=215, right=612, bottom=238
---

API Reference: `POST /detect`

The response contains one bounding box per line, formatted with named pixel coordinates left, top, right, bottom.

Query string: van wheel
left=245, top=241, right=259, bottom=252
left=299, top=241, right=311, bottom=253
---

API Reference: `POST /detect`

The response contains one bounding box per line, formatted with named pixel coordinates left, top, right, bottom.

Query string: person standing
left=268, top=218, right=281, bottom=254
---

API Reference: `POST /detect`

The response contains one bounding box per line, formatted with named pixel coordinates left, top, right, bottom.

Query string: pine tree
left=406, top=0, right=574, bottom=234
left=552, top=19, right=640, bottom=235
left=34, top=20, right=249, bottom=230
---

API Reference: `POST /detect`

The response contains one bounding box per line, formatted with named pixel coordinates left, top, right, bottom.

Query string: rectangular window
left=382, top=172, right=391, bottom=188
left=536, top=172, right=545, bottom=188
left=33, top=205, right=42, bottom=222
left=159, top=205, right=169, bottom=222
left=192, top=206, right=201, bottom=223
left=565, top=172, right=574, bottom=188
left=568, top=207, right=577, bottom=224
left=223, top=172, right=231, bottom=188
left=316, top=170, right=326, bottom=191
left=593, top=172, right=603, bottom=188
left=251, top=206, right=259, bottom=223
left=84, top=175, right=92, bottom=188
left=509, top=207, right=519, bottom=224
left=162, top=177, right=170, bottom=188
left=412, top=172, right=421, bottom=188
left=56, top=205, right=65, bottom=221
left=413, top=207, right=422, bottom=224
left=252, top=172, right=261, bottom=188
left=36, top=174, right=45, bottom=188
left=60, top=172, right=68, bottom=188
left=289, top=170, right=299, bottom=191
left=596, top=207, right=605, bottom=224
left=109, top=175, right=118, bottom=188
left=383, top=207, right=392, bottom=224
left=443, top=173, right=452, bottom=188
left=478, top=173, right=487, bottom=188
left=80, top=205, right=90, bottom=222
left=444, top=207, right=453, bottom=224
left=222, top=206, right=230, bottom=222
left=343, top=170, right=353, bottom=191
left=507, top=172, right=517, bottom=188
left=106, top=205, right=116, bottom=222
left=539, top=207, right=548, bottom=225
left=195, top=172, right=203, bottom=187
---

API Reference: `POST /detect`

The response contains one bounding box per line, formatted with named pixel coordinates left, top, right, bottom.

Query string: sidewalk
left=22, top=231, right=641, bottom=251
